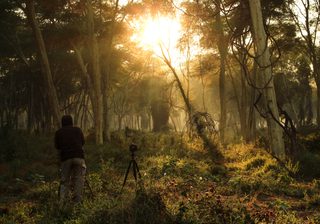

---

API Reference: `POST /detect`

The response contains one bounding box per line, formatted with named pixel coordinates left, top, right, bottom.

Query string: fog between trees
left=1, top=0, right=320, bottom=159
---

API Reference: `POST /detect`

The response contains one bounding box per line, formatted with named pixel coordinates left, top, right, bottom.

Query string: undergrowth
left=0, top=131, right=320, bottom=223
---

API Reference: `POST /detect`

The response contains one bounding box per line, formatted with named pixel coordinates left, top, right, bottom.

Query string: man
left=55, top=115, right=86, bottom=204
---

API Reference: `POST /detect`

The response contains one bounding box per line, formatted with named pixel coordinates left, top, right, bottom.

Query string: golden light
left=131, top=15, right=183, bottom=66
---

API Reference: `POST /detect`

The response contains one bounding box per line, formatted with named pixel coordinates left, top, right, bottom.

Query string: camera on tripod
left=121, top=142, right=141, bottom=192
left=129, top=143, right=138, bottom=153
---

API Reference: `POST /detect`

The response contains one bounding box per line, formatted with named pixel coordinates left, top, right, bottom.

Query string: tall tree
left=214, top=0, right=227, bottom=145
left=25, top=0, right=61, bottom=127
left=249, top=0, right=285, bottom=158
left=86, top=0, right=103, bottom=144
left=102, top=0, right=121, bottom=142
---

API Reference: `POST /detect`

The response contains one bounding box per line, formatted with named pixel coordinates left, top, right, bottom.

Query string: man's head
left=61, top=115, right=73, bottom=127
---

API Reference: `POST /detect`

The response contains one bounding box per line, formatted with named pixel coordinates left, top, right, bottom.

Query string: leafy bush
left=299, top=130, right=320, bottom=153
left=296, top=151, right=320, bottom=179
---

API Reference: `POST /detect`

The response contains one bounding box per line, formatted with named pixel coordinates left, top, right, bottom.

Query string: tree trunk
left=25, top=0, right=61, bottom=128
left=151, top=100, right=170, bottom=132
left=103, top=0, right=119, bottom=142
left=249, top=0, right=285, bottom=158
left=227, top=63, right=248, bottom=141
left=239, top=71, right=252, bottom=141
left=215, top=1, right=227, bottom=145
left=247, top=64, right=257, bottom=141
left=86, top=0, right=103, bottom=144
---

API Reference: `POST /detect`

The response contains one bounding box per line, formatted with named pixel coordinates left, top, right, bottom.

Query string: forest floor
left=0, top=132, right=320, bottom=223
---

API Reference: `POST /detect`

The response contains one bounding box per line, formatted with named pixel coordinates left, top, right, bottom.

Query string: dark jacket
left=54, top=126, right=85, bottom=162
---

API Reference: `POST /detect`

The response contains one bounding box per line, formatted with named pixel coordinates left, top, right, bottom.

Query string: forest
left=1, top=0, right=320, bottom=223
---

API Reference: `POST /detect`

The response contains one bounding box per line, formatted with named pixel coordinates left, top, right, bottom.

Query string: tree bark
left=247, top=64, right=257, bottom=141
left=86, top=0, right=103, bottom=144
left=151, top=100, right=170, bottom=132
left=102, top=0, right=120, bottom=142
left=215, top=0, right=227, bottom=145
left=71, top=43, right=95, bottom=110
left=25, top=0, right=61, bottom=128
left=249, top=0, right=285, bottom=159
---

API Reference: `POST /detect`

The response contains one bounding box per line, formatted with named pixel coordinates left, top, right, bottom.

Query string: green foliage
left=293, top=130, right=320, bottom=179
left=1, top=133, right=320, bottom=223
left=299, top=130, right=320, bottom=153
left=228, top=176, right=264, bottom=194
left=245, top=157, right=266, bottom=170
left=296, top=151, right=320, bottom=179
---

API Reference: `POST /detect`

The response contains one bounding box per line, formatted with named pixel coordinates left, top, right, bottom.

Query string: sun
left=131, top=15, right=183, bottom=66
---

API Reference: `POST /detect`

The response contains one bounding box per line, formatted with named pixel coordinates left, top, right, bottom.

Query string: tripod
left=121, top=149, right=141, bottom=192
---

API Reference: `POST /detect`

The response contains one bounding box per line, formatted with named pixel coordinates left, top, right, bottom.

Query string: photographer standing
left=54, top=115, right=86, bottom=205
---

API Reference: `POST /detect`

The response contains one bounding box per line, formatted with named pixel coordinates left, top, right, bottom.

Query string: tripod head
left=129, top=143, right=138, bottom=158
left=121, top=142, right=141, bottom=192
left=129, top=143, right=138, bottom=152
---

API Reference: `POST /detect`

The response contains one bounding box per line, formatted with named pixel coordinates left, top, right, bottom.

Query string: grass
left=0, top=131, right=320, bottom=223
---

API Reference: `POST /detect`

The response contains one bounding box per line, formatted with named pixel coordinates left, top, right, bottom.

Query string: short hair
left=61, top=115, right=73, bottom=127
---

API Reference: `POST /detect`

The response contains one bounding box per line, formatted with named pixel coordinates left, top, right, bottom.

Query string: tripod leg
left=133, top=162, right=137, bottom=181
left=121, top=161, right=132, bottom=190
left=133, top=160, right=142, bottom=178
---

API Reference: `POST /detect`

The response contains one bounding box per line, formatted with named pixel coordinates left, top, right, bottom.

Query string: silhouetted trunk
left=247, top=65, right=257, bottom=141
left=25, top=0, right=61, bottom=128
left=74, top=91, right=86, bottom=126
left=215, top=1, right=227, bottom=145
left=234, top=49, right=251, bottom=142
left=86, top=0, right=103, bottom=144
left=151, top=100, right=170, bottom=132
left=102, top=0, right=119, bottom=141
